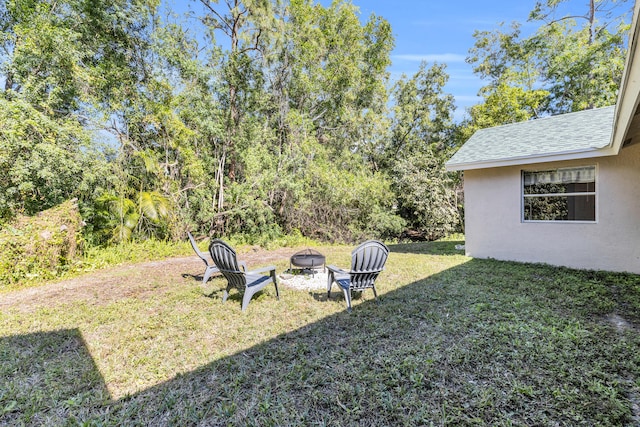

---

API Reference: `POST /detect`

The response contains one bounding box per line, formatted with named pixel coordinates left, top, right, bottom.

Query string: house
left=445, top=0, right=640, bottom=274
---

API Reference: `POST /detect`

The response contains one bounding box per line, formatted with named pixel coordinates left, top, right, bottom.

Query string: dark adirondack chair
left=209, top=239, right=280, bottom=311
left=188, top=231, right=220, bottom=284
left=327, top=240, right=389, bottom=311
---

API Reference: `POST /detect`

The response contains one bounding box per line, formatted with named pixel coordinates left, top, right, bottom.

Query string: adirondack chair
left=209, top=239, right=280, bottom=311
left=327, top=240, right=389, bottom=311
left=188, top=232, right=220, bottom=285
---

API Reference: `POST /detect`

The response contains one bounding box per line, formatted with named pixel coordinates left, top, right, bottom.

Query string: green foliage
left=384, top=62, right=462, bottom=239
left=466, top=0, right=631, bottom=125
left=0, top=200, right=83, bottom=287
left=2, top=0, right=628, bottom=250
left=0, top=0, right=161, bottom=241
left=145, top=0, right=403, bottom=243
left=534, top=16, right=629, bottom=112
left=392, top=152, right=460, bottom=240
left=227, top=133, right=405, bottom=243
left=0, top=97, right=97, bottom=220
left=85, top=191, right=171, bottom=246
left=463, top=82, right=550, bottom=138
left=0, top=0, right=452, bottom=247
left=282, top=0, right=393, bottom=153
left=2, top=0, right=158, bottom=114
left=0, top=0, right=592, bottom=260
left=388, top=62, right=455, bottom=160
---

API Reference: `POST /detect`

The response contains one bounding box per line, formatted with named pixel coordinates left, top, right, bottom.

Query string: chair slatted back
left=209, top=239, right=246, bottom=289
left=349, top=240, right=388, bottom=291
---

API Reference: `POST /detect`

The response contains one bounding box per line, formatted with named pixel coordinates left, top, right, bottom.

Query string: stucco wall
left=463, top=142, right=640, bottom=274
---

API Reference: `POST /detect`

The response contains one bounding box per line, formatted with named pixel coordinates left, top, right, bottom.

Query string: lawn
left=1, top=240, right=640, bottom=426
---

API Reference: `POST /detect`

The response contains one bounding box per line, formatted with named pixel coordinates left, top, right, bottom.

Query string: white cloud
left=393, top=53, right=467, bottom=63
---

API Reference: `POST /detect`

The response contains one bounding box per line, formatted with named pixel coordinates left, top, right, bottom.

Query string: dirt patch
left=605, top=313, right=637, bottom=333
left=0, top=246, right=297, bottom=313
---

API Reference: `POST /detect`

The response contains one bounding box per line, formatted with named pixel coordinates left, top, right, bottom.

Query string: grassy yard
left=1, top=240, right=640, bottom=426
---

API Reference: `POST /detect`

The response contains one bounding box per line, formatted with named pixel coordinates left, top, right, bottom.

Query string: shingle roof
left=446, top=106, right=615, bottom=170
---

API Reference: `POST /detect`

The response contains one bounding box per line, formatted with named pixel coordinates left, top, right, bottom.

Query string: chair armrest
left=246, top=265, right=276, bottom=275
left=327, top=265, right=347, bottom=275
left=328, top=266, right=384, bottom=277
left=238, top=260, right=248, bottom=272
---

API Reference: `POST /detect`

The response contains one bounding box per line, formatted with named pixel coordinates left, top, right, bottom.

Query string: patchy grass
left=1, top=241, right=640, bottom=426
left=2, top=232, right=324, bottom=293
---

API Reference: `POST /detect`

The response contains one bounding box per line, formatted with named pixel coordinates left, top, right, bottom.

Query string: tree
left=530, top=0, right=630, bottom=111
left=385, top=62, right=462, bottom=240
left=391, top=152, right=460, bottom=241
left=279, top=0, right=393, bottom=155
left=195, top=0, right=276, bottom=218
left=257, top=0, right=401, bottom=241
left=466, top=23, right=549, bottom=133
left=1, top=0, right=158, bottom=115
left=0, top=98, right=97, bottom=220
left=1, top=0, right=429, bottom=245
left=467, top=0, right=631, bottom=124
left=463, top=82, right=549, bottom=139
left=0, top=0, right=159, bottom=227
left=387, top=62, right=455, bottom=161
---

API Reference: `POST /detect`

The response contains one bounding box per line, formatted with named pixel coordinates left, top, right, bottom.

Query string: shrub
left=391, top=152, right=461, bottom=241
left=0, top=199, right=83, bottom=287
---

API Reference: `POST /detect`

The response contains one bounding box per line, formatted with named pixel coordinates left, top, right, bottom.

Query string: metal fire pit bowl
left=290, top=249, right=326, bottom=277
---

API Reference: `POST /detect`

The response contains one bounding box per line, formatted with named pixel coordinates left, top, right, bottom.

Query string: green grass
left=1, top=241, right=640, bottom=425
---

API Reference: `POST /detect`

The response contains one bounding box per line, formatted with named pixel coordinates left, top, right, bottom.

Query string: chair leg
left=202, top=266, right=215, bottom=285
left=271, top=273, right=280, bottom=300
left=222, top=286, right=231, bottom=303
left=242, top=287, right=258, bottom=311
left=342, top=288, right=352, bottom=312
left=372, top=286, right=379, bottom=305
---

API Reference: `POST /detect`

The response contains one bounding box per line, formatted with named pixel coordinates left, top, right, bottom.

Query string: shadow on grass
left=0, top=329, right=110, bottom=425
left=2, top=256, right=640, bottom=425
left=182, top=271, right=224, bottom=283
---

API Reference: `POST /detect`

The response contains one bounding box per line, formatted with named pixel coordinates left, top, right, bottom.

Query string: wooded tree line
left=0, top=0, right=631, bottom=246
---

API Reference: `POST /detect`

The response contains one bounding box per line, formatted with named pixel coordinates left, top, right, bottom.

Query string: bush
left=391, top=152, right=461, bottom=241
left=0, top=199, right=84, bottom=287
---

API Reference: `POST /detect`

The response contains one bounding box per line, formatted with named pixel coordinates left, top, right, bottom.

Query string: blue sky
left=328, top=0, right=539, bottom=120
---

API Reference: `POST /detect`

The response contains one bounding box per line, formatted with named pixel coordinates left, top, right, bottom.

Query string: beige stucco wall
left=463, top=142, right=640, bottom=274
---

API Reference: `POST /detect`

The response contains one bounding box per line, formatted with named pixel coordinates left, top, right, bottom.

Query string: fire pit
left=290, top=248, right=326, bottom=276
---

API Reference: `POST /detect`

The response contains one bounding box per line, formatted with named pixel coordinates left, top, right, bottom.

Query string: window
left=522, top=166, right=596, bottom=222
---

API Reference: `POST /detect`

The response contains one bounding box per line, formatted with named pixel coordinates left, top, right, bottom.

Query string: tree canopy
left=466, top=0, right=631, bottom=132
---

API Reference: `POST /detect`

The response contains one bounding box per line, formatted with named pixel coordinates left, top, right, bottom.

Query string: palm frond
left=111, top=224, right=132, bottom=243
left=139, top=191, right=170, bottom=222
left=139, top=192, right=158, bottom=221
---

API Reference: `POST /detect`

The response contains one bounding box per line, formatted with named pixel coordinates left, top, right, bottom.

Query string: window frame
left=521, top=165, right=598, bottom=223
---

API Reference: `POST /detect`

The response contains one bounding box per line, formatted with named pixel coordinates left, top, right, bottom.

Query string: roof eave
left=610, top=0, right=640, bottom=153
left=445, top=146, right=617, bottom=172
